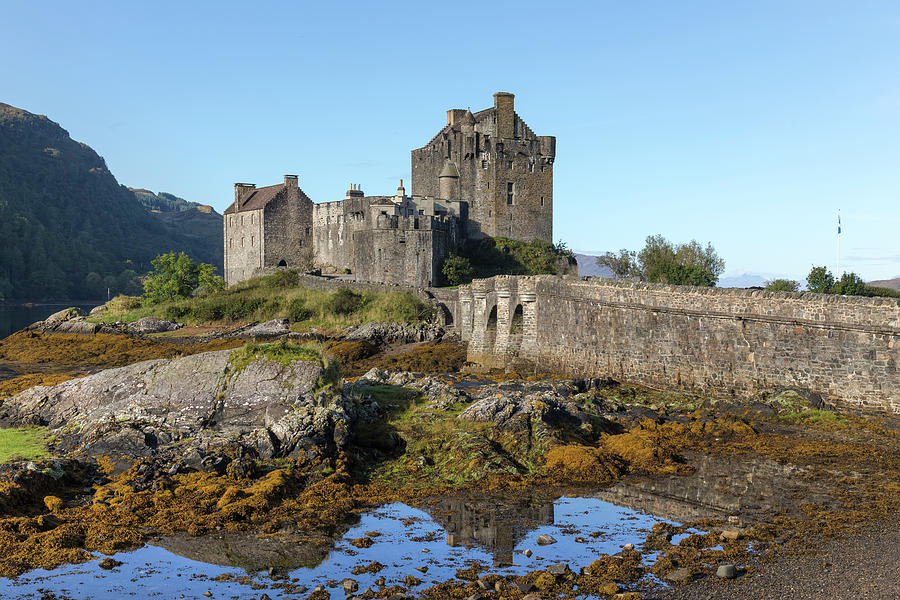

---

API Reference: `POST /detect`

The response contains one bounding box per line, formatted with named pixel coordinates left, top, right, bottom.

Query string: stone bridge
left=452, top=275, right=900, bottom=414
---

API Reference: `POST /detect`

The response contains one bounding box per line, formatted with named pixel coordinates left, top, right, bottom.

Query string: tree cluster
left=597, top=235, right=725, bottom=287
left=142, top=252, right=224, bottom=305
left=803, top=266, right=898, bottom=298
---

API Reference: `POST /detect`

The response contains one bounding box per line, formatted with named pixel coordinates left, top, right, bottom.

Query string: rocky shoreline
left=0, top=312, right=898, bottom=599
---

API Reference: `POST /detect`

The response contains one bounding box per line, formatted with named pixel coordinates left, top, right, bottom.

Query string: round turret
left=439, top=162, right=460, bottom=201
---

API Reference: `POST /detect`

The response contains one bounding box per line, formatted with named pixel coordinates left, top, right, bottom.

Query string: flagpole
left=836, top=209, right=841, bottom=277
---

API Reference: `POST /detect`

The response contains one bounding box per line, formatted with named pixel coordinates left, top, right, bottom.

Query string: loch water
left=0, top=303, right=99, bottom=341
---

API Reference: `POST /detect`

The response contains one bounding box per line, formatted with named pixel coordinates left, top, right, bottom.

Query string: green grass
left=227, top=340, right=340, bottom=390
left=0, top=427, right=51, bottom=463
left=779, top=408, right=847, bottom=427
left=90, top=271, right=434, bottom=327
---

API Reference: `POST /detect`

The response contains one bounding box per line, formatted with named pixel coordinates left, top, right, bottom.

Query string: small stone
left=623, top=543, right=635, bottom=551
left=202, top=592, right=212, bottom=598
left=727, top=515, right=741, bottom=525
left=343, top=578, right=359, bottom=594
left=547, top=563, right=570, bottom=576
left=720, top=528, right=743, bottom=541
left=536, top=533, right=557, bottom=545
left=522, top=548, right=533, bottom=557
left=477, top=579, right=491, bottom=590
left=97, top=557, right=122, bottom=570
left=614, top=593, right=642, bottom=600
left=414, top=566, right=428, bottom=574
left=716, top=564, right=737, bottom=579
left=665, top=568, right=694, bottom=583
left=514, top=582, right=535, bottom=593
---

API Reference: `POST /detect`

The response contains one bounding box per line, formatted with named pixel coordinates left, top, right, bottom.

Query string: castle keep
left=224, top=92, right=556, bottom=287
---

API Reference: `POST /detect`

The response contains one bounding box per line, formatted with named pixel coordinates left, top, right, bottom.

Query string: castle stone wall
left=224, top=209, right=264, bottom=284
left=459, top=275, right=900, bottom=414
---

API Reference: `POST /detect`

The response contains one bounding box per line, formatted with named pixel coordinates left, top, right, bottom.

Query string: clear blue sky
left=3, top=1, right=899, bottom=282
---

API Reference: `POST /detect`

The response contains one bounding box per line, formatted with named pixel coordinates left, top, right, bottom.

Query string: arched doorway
left=484, top=305, right=498, bottom=353
left=277, top=259, right=287, bottom=267
left=508, top=304, right=524, bottom=355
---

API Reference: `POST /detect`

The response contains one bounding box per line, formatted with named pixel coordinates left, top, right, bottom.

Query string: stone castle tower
left=411, top=92, right=555, bottom=242
left=224, top=92, right=555, bottom=287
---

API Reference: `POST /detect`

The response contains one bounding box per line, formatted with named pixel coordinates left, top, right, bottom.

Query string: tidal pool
left=0, top=495, right=672, bottom=599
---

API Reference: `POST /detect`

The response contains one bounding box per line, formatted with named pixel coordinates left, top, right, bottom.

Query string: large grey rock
left=716, top=564, right=737, bottom=579
left=128, top=316, right=181, bottom=334
left=243, top=318, right=290, bottom=337
left=7, top=348, right=352, bottom=459
left=89, top=305, right=107, bottom=316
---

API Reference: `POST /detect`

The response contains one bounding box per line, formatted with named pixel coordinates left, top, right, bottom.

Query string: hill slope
left=0, top=103, right=221, bottom=301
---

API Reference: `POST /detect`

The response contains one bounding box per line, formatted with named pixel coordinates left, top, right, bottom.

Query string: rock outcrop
left=3, top=348, right=355, bottom=462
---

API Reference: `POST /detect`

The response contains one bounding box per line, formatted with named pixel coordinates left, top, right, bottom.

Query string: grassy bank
left=91, top=270, right=434, bottom=329
left=0, top=427, right=50, bottom=462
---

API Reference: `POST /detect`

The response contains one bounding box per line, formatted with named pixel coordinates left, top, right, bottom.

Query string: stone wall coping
left=459, top=275, right=900, bottom=309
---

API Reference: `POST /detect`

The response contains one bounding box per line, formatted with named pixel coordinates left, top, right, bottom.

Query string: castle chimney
left=284, top=174, right=298, bottom=190
left=346, top=183, right=365, bottom=199
left=494, top=92, right=515, bottom=138
left=396, top=179, right=406, bottom=198
left=438, top=162, right=460, bottom=201
left=234, top=183, right=256, bottom=206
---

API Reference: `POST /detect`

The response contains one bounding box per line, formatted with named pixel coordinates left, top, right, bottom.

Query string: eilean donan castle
left=223, top=92, right=555, bottom=287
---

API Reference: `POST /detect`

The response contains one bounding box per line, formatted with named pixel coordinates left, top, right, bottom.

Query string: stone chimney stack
left=234, top=183, right=256, bottom=206
left=346, top=183, right=365, bottom=200
left=284, top=174, right=298, bottom=190
left=494, top=92, right=515, bottom=138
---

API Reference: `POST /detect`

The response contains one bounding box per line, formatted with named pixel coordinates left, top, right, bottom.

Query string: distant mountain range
left=0, top=103, right=222, bottom=301
left=869, top=277, right=900, bottom=291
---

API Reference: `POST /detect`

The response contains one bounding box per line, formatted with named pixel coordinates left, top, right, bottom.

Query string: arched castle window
left=508, top=304, right=524, bottom=355
left=277, top=259, right=287, bottom=267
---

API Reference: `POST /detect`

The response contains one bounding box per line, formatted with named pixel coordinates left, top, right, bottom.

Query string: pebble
left=536, top=533, right=558, bottom=545
left=514, top=582, right=535, bottom=592
left=522, top=548, right=533, bottom=557
left=343, top=578, right=359, bottom=594
left=414, top=566, right=428, bottom=573
left=716, top=564, right=737, bottom=579
left=721, top=528, right=743, bottom=541
left=623, top=543, right=635, bottom=551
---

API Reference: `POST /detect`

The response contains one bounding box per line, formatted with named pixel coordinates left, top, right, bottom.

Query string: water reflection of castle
left=424, top=496, right=555, bottom=567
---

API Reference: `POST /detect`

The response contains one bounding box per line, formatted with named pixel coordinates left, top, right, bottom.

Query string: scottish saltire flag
left=838, top=212, right=841, bottom=234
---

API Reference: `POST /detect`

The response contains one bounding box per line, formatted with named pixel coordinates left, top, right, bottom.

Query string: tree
left=598, top=235, right=724, bottom=286
left=597, top=249, right=639, bottom=279
left=142, top=252, right=224, bottom=305
left=441, top=254, right=474, bottom=286
left=806, top=266, right=835, bottom=294
left=765, top=279, right=800, bottom=292
left=831, top=272, right=867, bottom=296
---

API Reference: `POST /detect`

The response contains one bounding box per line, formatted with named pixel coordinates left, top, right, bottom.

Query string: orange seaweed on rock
left=543, top=444, right=626, bottom=484
left=0, top=332, right=244, bottom=368
left=0, top=372, right=81, bottom=399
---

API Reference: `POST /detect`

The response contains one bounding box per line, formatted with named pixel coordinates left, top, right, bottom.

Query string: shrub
left=328, top=288, right=364, bottom=315
left=106, top=295, right=142, bottom=312
left=287, top=298, right=312, bottom=322
left=764, top=279, right=800, bottom=292
left=441, top=254, right=474, bottom=286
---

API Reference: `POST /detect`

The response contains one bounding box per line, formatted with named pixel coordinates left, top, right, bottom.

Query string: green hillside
left=0, top=103, right=222, bottom=301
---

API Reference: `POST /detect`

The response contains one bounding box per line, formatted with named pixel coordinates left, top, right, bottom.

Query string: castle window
left=250, top=214, right=253, bottom=224
left=540, top=196, right=544, bottom=207
left=514, top=118, right=519, bottom=138
left=481, top=160, right=487, bottom=169
left=251, top=235, right=254, bottom=247
left=305, top=227, right=310, bottom=235
left=507, top=183, right=514, bottom=205
left=508, top=160, right=513, bottom=169
left=241, top=215, right=244, bottom=226
left=241, top=237, right=245, bottom=248
left=529, top=160, right=535, bottom=173
left=446, top=140, right=451, bottom=158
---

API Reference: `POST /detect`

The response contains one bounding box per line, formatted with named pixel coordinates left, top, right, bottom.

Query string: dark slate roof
left=224, top=184, right=283, bottom=214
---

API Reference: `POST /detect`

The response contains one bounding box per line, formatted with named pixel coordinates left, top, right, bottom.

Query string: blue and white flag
left=837, top=212, right=841, bottom=235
